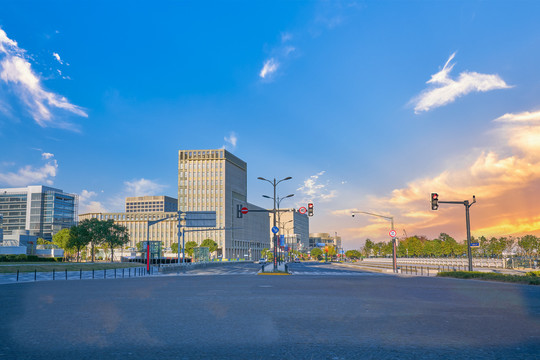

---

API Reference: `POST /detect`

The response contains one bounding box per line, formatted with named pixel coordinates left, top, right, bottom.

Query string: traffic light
left=308, top=203, right=314, bottom=216
left=431, top=193, right=439, bottom=210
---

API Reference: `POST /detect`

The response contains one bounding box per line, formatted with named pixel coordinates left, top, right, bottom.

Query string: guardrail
left=362, top=257, right=505, bottom=268
left=0, top=266, right=152, bottom=285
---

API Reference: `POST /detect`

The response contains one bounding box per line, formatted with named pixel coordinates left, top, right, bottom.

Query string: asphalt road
left=1, top=262, right=539, bottom=359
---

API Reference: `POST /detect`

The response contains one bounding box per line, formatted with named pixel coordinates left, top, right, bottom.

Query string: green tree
left=184, top=241, right=198, bottom=257
left=68, top=225, right=92, bottom=262
left=52, top=229, right=71, bottom=261
left=518, top=235, right=538, bottom=256
left=101, top=221, right=130, bottom=262
left=37, top=237, right=52, bottom=245
left=311, top=248, right=323, bottom=260
left=200, top=239, right=218, bottom=254
left=171, top=242, right=179, bottom=254
left=363, top=239, right=374, bottom=257
left=345, top=250, right=361, bottom=259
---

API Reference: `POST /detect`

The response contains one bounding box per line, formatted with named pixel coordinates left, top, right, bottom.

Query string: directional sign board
left=470, top=242, right=480, bottom=247
left=271, top=226, right=279, bottom=234
left=389, top=230, right=397, bottom=237
left=241, top=207, right=248, bottom=214
left=184, top=211, right=216, bottom=228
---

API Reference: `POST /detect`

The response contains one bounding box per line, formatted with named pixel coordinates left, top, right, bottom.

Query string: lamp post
left=352, top=211, right=397, bottom=273
left=258, top=176, right=292, bottom=271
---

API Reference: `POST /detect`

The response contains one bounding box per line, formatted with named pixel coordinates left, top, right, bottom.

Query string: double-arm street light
left=352, top=211, right=397, bottom=273
left=258, top=176, right=292, bottom=271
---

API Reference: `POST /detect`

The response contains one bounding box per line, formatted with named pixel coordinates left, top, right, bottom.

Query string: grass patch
left=437, top=271, right=540, bottom=285
left=0, top=262, right=145, bottom=273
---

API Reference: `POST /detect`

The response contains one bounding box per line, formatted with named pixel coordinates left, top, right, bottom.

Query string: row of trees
left=170, top=239, right=218, bottom=257
left=50, top=219, right=129, bottom=262
left=360, top=233, right=540, bottom=258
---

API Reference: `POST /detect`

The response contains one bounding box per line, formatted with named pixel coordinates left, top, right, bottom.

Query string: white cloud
left=259, top=58, right=279, bottom=79
left=124, top=178, right=167, bottom=197
left=78, top=189, right=108, bottom=214
left=41, top=152, right=54, bottom=160
left=281, top=32, right=292, bottom=43
left=52, top=52, right=63, bottom=64
left=224, top=131, right=238, bottom=150
left=494, top=110, right=540, bottom=123
left=411, top=52, right=511, bottom=113
left=0, top=27, right=87, bottom=127
left=0, top=154, right=58, bottom=186
left=297, top=171, right=337, bottom=202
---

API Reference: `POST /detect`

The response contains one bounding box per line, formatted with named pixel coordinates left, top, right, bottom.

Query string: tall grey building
left=269, top=209, right=309, bottom=252
left=178, top=149, right=269, bottom=259
left=0, top=186, right=77, bottom=242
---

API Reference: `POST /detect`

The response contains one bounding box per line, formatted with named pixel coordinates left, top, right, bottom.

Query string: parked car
left=258, top=258, right=266, bottom=264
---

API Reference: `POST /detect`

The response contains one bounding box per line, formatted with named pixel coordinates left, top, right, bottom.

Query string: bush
left=15, top=254, right=27, bottom=261
left=438, top=271, right=540, bottom=285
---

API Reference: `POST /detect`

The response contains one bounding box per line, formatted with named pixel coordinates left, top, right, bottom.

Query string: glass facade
left=0, top=186, right=77, bottom=242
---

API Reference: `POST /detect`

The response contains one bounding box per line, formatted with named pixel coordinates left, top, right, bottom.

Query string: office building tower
left=178, top=149, right=269, bottom=259
left=0, top=185, right=77, bottom=242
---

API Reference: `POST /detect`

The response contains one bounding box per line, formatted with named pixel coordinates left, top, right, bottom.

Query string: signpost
left=272, top=226, right=279, bottom=234
left=241, top=207, right=248, bottom=215
left=470, top=242, right=479, bottom=247
left=298, top=207, right=307, bottom=215
left=389, top=230, right=397, bottom=237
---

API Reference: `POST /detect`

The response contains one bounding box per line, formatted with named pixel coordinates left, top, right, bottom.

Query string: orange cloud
left=336, top=109, right=540, bottom=246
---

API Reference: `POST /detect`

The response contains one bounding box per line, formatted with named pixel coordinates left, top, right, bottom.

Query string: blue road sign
left=271, top=226, right=279, bottom=234
left=279, top=235, right=285, bottom=246
left=470, top=242, right=480, bottom=247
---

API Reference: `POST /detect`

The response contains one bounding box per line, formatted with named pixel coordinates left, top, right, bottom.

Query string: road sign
left=298, top=206, right=307, bottom=214
left=470, top=242, right=480, bottom=247
left=389, top=230, right=397, bottom=237
left=184, top=211, right=216, bottom=227
left=241, top=207, right=248, bottom=214
left=271, top=226, right=279, bottom=234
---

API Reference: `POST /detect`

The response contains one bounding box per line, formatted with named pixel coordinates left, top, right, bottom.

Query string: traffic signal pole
left=435, top=196, right=476, bottom=271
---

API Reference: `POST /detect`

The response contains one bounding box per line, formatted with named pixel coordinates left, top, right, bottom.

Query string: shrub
left=15, top=254, right=27, bottom=261
left=27, top=255, right=39, bottom=262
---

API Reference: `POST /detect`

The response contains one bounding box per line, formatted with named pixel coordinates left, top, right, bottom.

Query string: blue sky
left=1, top=1, right=540, bottom=249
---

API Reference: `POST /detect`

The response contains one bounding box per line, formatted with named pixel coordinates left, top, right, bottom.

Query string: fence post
left=80, top=269, right=82, bottom=280
left=123, top=268, right=125, bottom=278
left=65, top=269, right=68, bottom=280
left=17, top=270, right=19, bottom=282
left=53, top=269, right=55, bottom=280
left=115, top=269, right=117, bottom=279
left=34, top=269, right=37, bottom=281
left=104, top=269, right=106, bottom=279
left=92, top=269, right=94, bottom=279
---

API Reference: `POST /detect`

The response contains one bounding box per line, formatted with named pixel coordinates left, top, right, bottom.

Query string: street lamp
left=352, top=211, right=397, bottom=273
left=258, top=176, right=292, bottom=271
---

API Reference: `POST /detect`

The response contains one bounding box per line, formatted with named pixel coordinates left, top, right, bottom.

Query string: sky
left=1, top=1, right=540, bottom=249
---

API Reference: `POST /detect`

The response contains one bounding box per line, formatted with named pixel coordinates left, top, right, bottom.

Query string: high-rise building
left=125, top=195, right=178, bottom=213
left=0, top=186, right=78, bottom=242
left=269, top=209, right=309, bottom=252
left=178, top=149, right=269, bottom=259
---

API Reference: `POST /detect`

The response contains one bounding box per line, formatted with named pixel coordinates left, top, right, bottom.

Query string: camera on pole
left=431, top=193, right=439, bottom=210
left=308, top=203, right=314, bottom=216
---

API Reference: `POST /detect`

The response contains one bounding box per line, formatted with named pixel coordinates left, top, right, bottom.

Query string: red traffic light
left=308, top=203, right=313, bottom=209
left=431, top=193, right=439, bottom=210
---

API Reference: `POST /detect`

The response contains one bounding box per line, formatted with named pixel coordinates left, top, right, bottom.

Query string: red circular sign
left=299, top=206, right=307, bottom=214
left=389, top=230, right=397, bottom=237
left=241, top=207, right=249, bottom=214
